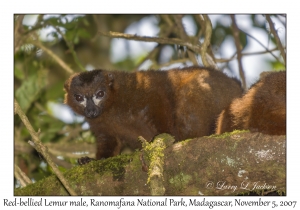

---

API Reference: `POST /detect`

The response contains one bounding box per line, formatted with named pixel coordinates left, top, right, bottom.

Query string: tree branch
left=265, top=15, right=286, bottom=65
left=156, top=58, right=191, bottom=69
left=172, top=15, right=198, bottom=65
left=133, top=19, right=176, bottom=71
left=15, top=132, right=286, bottom=196
left=14, top=15, right=25, bottom=53
left=199, top=15, right=215, bottom=68
left=52, top=25, right=86, bottom=71
left=141, top=133, right=175, bottom=195
left=14, top=164, right=32, bottom=187
left=31, top=40, right=74, bottom=75
left=240, top=28, right=281, bottom=62
left=230, top=15, right=247, bottom=91
left=14, top=99, right=77, bottom=196
left=215, top=47, right=283, bottom=63
left=98, top=30, right=202, bottom=55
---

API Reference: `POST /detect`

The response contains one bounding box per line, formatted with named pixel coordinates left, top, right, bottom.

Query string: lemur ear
left=108, top=73, right=114, bottom=88
left=64, top=73, right=79, bottom=92
left=64, top=78, right=71, bottom=92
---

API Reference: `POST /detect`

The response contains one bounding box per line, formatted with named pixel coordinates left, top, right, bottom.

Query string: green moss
left=275, top=190, right=286, bottom=196
left=92, top=154, right=133, bottom=181
left=141, top=133, right=174, bottom=184
left=15, top=153, right=136, bottom=196
left=209, top=130, right=249, bottom=139
left=178, top=138, right=193, bottom=144
left=14, top=175, right=69, bottom=196
left=169, top=172, right=192, bottom=190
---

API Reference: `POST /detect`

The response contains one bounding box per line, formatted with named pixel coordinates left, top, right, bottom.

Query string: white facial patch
left=79, top=97, right=87, bottom=107
left=93, top=95, right=102, bottom=106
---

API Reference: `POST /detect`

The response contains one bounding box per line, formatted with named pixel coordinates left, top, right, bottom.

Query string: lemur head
left=64, top=70, right=114, bottom=118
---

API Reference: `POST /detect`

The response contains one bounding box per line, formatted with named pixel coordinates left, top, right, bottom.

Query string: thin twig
left=276, top=14, right=286, bottom=29
left=159, top=15, right=173, bottom=27
left=32, top=40, right=74, bottom=75
left=14, top=99, right=77, bottom=196
left=53, top=25, right=86, bottom=71
left=200, top=15, right=214, bottom=67
left=215, top=47, right=282, bottom=63
left=134, top=20, right=176, bottom=71
left=240, top=29, right=281, bottom=62
left=14, top=164, right=32, bottom=187
left=242, top=47, right=284, bottom=56
left=98, top=30, right=202, bottom=55
left=91, top=15, right=102, bottom=42
left=14, top=166, right=30, bottom=185
left=23, top=15, right=46, bottom=36
left=133, top=46, right=160, bottom=71
left=265, top=15, right=286, bottom=65
left=230, top=15, right=247, bottom=91
left=172, top=15, right=198, bottom=65
left=156, top=58, right=191, bottom=69
left=193, top=15, right=218, bottom=69
left=14, top=15, right=25, bottom=53
left=194, top=14, right=204, bottom=41
left=172, top=15, right=188, bottom=40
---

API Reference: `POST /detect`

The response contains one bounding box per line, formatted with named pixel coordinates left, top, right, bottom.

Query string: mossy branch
left=140, top=134, right=175, bottom=195
left=14, top=99, right=77, bottom=196
left=15, top=132, right=285, bottom=196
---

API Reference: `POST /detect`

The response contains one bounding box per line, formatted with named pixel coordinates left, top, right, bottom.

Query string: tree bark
left=14, top=131, right=286, bottom=196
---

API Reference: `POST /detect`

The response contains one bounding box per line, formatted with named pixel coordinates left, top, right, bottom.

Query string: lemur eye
left=96, top=90, right=105, bottom=98
left=74, top=94, right=84, bottom=102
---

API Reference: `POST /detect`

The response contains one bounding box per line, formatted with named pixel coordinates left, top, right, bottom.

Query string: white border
left=3, top=1, right=299, bottom=209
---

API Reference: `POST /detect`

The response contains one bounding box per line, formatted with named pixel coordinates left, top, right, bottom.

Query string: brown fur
left=216, top=71, right=286, bottom=135
left=64, top=66, right=243, bottom=159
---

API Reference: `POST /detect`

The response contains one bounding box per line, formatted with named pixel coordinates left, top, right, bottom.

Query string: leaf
left=268, top=60, right=286, bottom=71
left=29, top=108, right=66, bottom=143
left=14, top=66, right=25, bottom=80
left=251, top=14, right=266, bottom=29
left=77, top=28, right=91, bottom=39
left=45, top=81, right=65, bottom=100
left=211, top=22, right=232, bottom=46
left=46, top=17, right=61, bottom=26
left=15, top=69, right=48, bottom=113
left=239, top=30, right=248, bottom=49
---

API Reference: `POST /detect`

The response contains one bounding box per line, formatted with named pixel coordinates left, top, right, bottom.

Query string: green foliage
left=239, top=30, right=248, bottom=48
left=211, top=22, right=229, bottom=46
left=45, top=82, right=65, bottom=100
left=34, top=114, right=65, bottom=143
left=14, top=66, right=25, bottom=80
left=211, top=22, right=247, bottom=49
left=114, top=57, right=137, bottom=71
left=15, top=69, right=48, bottom=113
left=268, top=60, right=286, bottom=71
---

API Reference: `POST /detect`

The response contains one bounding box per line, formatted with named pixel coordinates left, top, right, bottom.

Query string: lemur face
left=64, top=70, right=114, bottom=118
